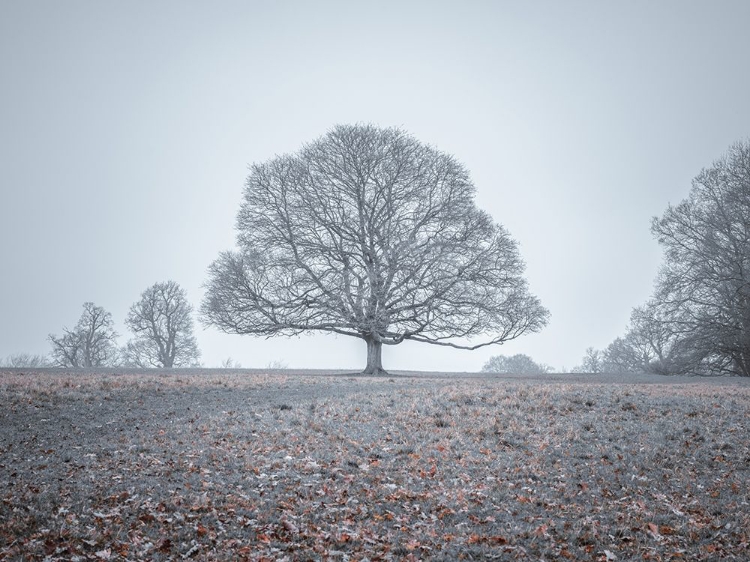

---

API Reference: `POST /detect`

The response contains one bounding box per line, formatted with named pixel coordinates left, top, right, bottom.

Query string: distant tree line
left=4, top=125, right=549, bottom=374
left=578, top=140, right=750, bottom=376
left=1, top=281, right=201, bottom=369
left=7, top=131, right=746, bottom=377
left=0, top=353, right=51, bottom=368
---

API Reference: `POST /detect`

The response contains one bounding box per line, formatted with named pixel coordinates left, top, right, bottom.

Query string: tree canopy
left=202, top=124, right=548, bottom=374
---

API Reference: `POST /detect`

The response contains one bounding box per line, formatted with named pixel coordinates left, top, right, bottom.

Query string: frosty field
left=1, top=370, right=748, bottom=561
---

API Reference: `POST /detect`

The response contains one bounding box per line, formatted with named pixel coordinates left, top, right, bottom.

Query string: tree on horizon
left=202, top=124, right=548, bottom=374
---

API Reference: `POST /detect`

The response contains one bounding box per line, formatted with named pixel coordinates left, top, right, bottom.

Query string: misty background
left=2, top=0, right=749, bottom=371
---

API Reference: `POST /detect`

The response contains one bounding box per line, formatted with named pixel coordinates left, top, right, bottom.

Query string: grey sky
left=2, top=0, right=749, bottom=371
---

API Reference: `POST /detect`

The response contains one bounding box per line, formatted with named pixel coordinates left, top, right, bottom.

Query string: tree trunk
left=363, top=337, right=387, bottom=375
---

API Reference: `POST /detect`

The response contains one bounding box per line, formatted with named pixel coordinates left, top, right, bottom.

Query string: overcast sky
left=1, top=0, right=749, bottom=372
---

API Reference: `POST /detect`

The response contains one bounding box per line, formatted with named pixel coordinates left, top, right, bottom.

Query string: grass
left=0, top=370, right=748, bottom=560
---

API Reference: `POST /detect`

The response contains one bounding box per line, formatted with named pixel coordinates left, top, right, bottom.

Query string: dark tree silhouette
left=202, top=125, right=548, bottom=374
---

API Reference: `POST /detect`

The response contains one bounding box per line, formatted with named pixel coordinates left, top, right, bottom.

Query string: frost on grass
left=0, top=372, right=748, bottom=560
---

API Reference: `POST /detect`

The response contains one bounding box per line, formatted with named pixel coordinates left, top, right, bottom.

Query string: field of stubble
left=0, top=369, right=748, bottom=561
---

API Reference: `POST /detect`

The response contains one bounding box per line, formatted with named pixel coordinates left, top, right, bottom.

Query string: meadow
left=1, top=369, right=748, bottom=561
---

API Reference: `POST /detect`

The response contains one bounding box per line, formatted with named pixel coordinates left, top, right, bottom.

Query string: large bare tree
left=49, top=302, right=119, bottom=367
left=649, top=140, right=750, bottom=376
left=202, top=125, right=549, bottom=374
left=123, top=281, right=200, bottom=368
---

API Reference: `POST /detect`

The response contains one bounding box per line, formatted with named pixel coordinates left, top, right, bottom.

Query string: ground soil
left=1, top=369, right=748, bottom=560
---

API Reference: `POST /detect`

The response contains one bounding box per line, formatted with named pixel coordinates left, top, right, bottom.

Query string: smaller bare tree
left=49, top=302, right=119, bottom=367
left=123, top=281, right=200, bottom=368
left=1, top=353, right=51, bottom=368
left=601, top=336, right=647, bottom=373
left=602, top=302, right=706, bottom=375
left=220, top=357, right=242, bottom=369
left=573, top=347, right=603, bottom=373
left=266, top=359, right=289, bottom=370
left=482, top=354, right=551, bottom=374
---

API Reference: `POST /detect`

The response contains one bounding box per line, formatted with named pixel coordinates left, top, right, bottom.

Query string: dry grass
left=1, top=370, right=748, bottom=560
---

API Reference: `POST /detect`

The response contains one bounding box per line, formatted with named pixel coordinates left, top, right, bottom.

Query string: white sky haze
left=2, top=1, right=749, bottom=371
